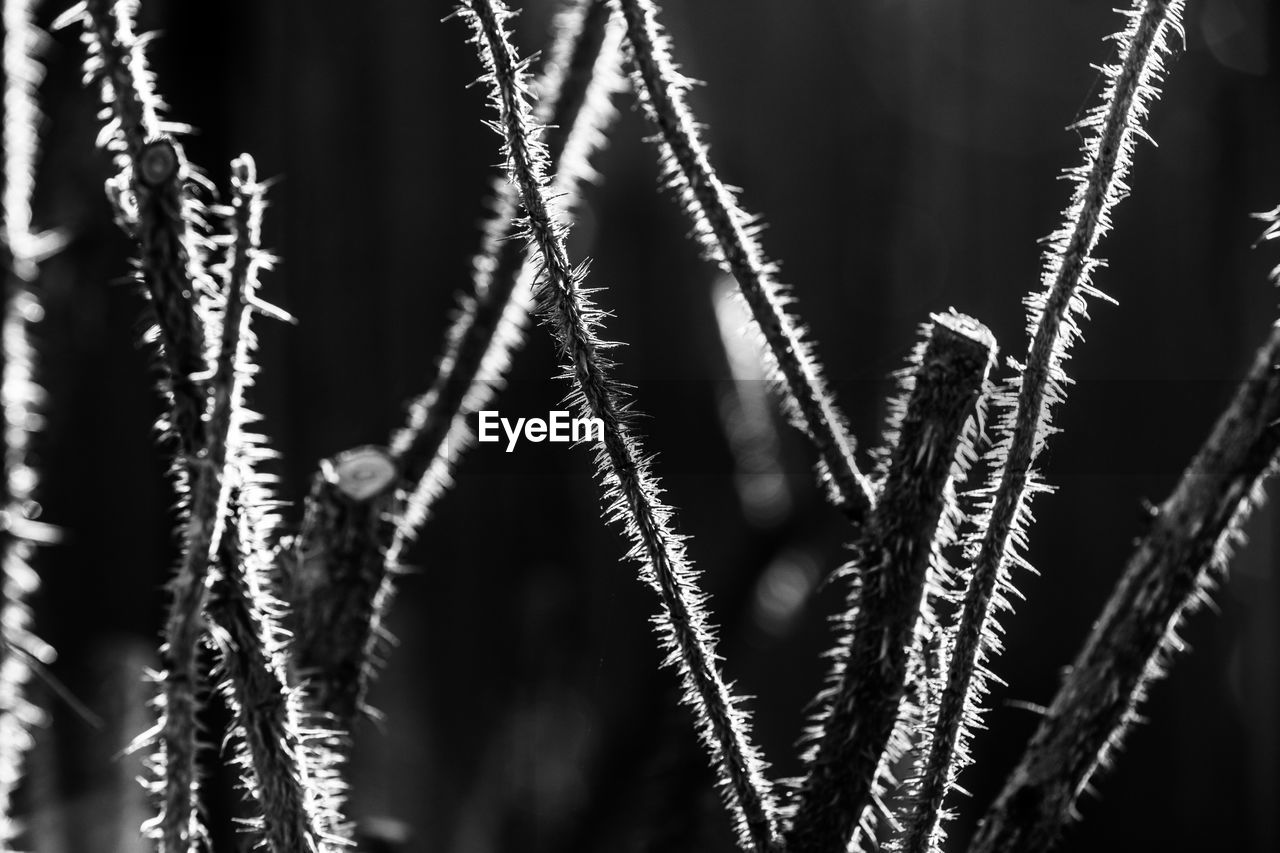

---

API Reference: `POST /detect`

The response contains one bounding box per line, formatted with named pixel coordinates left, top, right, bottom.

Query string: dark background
left=14, top=0, right=1280, bottom=851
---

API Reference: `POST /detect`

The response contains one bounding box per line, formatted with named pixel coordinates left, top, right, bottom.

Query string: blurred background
left=14, top=0, right=1280, bottom=850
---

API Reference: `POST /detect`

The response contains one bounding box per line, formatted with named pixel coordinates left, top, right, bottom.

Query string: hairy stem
left=209, top=512, right=337, bottom=853
left=458, top=1, right=778, bottom=848
left=612, top=0, right=873, bottom=523
left=785, top=313, right=995, bottom=853
left=912, top=4, right=1185, bottom=846
left=195, top=158, right=345, bottom=851
left=72, top=4, right=221, bottom=849
left=967, top=320, right=1280, bottom=853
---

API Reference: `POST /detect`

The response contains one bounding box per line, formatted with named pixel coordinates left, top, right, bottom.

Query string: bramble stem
left=73, top=4, right=222, bottom=849
left=785, top=313, right=995, bottom=853
left=911, top=5, right=1185, bottom=847
left=193, top=159, right=342, bottom=851
left=612, top=0, right=874, bottom=523
left=209, top=512, right=336, bottom=853
left=459, top=1, right=778, bottom=849
left=967, top=320, right=1280, bottom=853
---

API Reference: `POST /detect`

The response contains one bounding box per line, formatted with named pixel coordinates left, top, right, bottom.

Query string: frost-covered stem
left=967, top=322, right=1280, bottom=853
left=611, top=0, right=873, bottom=523
left=286, top=446, right=398, bottom=734
left=208, top=512, right=336, bottom=853
left=459, top=2, right=777, bottom=849
left=0, top=1, right=52, bottom=846
left=913, top=3, right=1184, bottom=846
left=785, top=314, right=995, bottom=853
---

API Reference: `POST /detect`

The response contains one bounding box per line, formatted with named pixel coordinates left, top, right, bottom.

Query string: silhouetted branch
left=785, top=312, right=995, bottom=853
left=913, top=5, right=1186, bottom=848
left=70, top=3, right=221, bottom=848
left=612, top=0, right=875, bottom=525
left=967, top=318, right=1280, bottom=853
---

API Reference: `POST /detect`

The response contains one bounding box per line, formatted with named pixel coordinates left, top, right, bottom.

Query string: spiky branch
left=210, top=511, right=340, bottom=853
left=457, top=1, right=778, bottom=849
left=611, top=0, right=873, bottom=524
left=907, top=4, right=1185, bottom=847
left=966, top=321, right=1280, bottom=852
left=67, top=2, right=225, bottom=849
left=193, top=157, right=342, bottom=853
left=784, top=313, right=995, bottom=853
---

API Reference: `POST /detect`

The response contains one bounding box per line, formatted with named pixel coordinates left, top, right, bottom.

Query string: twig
left=965, top=324, right=1280, bottom=853
left=209, top=509, right=340, bottom=853
left=196, top=157, right=342, bottom=852
left=69, top=0, right=210, bottom=457
left=68, top=5, right=218, bottom=848
left=131, top=137, right=215, bottom=853
left=908, top=4, right=1185, bottom=848
left=711, top=277, right=793, bottom=527
left=458, top=1, right=778, bottom=849
left=784, top=313, right=995, bottom=853
left=611, top=0, right=874, bottom=523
